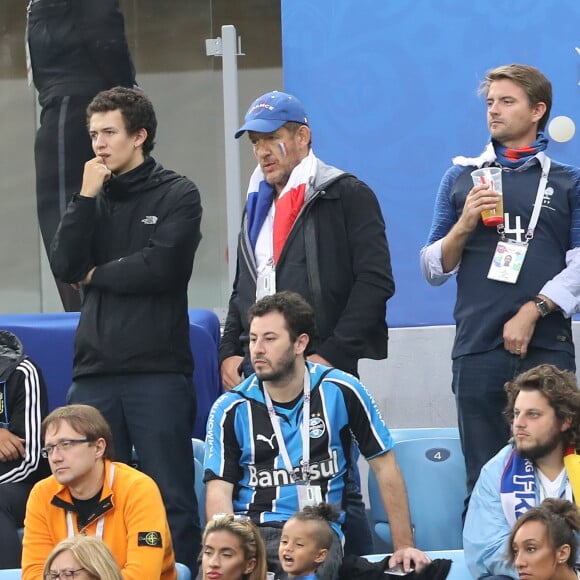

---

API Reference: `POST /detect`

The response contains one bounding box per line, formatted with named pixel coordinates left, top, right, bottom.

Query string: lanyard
left=67, top=512, right=105, bottom=539
left=498, top=153, right=551, bottom=242
left=66, top=463, right=115, bottom=538
left=25, top=1, right=36, bottom=87
left=262, top=367, right=311, bottom=482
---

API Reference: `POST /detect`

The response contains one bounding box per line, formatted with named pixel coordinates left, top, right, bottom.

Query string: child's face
left=279, top=519, right=328, bottom=578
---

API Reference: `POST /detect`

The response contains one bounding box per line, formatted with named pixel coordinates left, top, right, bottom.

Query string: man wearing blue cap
left=219, top=90, right=394, bottom=557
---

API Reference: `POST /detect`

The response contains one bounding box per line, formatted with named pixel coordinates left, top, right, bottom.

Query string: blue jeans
left=68, top=373, right=201, bottom=575
left=0, top=482, right=32, bottom=569
left=342, top=460, right=373, bottom=556
left=453, top=346, right=575, bottom=506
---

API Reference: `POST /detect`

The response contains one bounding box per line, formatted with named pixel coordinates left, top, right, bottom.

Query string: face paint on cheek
left=278, top=142, right=287, bottom=157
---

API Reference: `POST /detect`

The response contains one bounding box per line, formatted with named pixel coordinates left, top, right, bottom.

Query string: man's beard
left=253, top=350, right=296, bottom=383
left=516, top=430, right=564, bottom=462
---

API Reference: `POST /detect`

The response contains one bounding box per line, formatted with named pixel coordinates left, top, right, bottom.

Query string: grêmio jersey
left=204, top=362, right=393, bottom=531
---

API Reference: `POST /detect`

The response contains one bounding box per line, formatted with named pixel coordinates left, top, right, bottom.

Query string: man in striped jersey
left=204, top=292, right=429, bottom=580
left=0, top=330, right=49, bottom=569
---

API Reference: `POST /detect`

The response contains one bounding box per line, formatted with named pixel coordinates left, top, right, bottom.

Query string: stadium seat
left=388, top=427, right=459, bottom=444
left=194, top=456, right=206, bottom=529
left=368, top=434, right=466, bottom=551
left=176, top=562, right=192, bottom=580
left=364, top=549, right=469, bottom=580
left=192, top=437, right=205, bottom=463
left=0, top=570, right=21, bottom=580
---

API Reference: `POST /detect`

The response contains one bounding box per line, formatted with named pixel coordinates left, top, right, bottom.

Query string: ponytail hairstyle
left=508, top=498, right=580, bottom=567
left=201, top=515, right=267, bottom=580
left=286, top=503, right=339, bottom=550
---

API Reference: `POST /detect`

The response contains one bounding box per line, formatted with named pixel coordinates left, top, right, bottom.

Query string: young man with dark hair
left=50, top=86, right=203, bottom=573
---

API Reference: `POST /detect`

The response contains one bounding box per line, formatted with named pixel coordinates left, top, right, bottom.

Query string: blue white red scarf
left=245, top=150, right=317, bottom=263
left=494, top=133, right=549, bottom=169
left=452, top=132, right=549, bottom=169
left=500, top=447, right=580, bottom=527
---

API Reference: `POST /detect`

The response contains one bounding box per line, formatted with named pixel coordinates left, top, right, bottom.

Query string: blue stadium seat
left=0, top=570, right=21, bottom=579
left=388, top=427, right=459, bottom=444
left=192, top=437, right=205, bottom=463
left=368, top=435, right=466, bottom=551
left=176, top=562, right=192, bottom=580
left=194, top=456, right=206, bottom=529
left=364, top=549, right=469, bottom=580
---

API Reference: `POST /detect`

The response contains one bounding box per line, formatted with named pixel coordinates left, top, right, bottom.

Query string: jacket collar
left=51, top=459, right=115, bottom=526
left=311, top=159, right=348, bottom=198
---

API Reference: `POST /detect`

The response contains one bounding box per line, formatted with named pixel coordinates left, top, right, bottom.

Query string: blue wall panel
left=281, top=0, right=580, bottom=327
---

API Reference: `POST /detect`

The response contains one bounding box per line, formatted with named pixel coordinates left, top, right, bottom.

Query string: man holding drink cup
left=420, top=64, right=580, bottom=505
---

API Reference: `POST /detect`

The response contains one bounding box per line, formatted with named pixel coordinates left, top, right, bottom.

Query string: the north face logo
left=141, top=216, right=158, bottom=225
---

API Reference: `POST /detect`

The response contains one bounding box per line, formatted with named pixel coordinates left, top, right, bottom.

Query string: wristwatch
left=534, top=296, right=551, bottom=317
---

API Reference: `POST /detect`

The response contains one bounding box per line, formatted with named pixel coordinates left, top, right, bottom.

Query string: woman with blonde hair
left=43, top=536, right=121, bottom=580
left=201, top=514, right=267, bottom=580
left=508, top=498, right=580, bottom=579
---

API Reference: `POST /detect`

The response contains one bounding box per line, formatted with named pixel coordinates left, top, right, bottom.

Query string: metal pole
left=221, top=25, right=242, bottom=289
left=206, top=26, right=244, bottom=289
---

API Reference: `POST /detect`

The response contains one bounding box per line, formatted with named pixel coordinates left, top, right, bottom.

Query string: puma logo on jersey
left=256, top=433, right=276, bottom=449
left=141, top=215, right=158, bottom=225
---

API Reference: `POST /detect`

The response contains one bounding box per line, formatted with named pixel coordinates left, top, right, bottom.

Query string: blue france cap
left=235, top=91, right=309, bottom=139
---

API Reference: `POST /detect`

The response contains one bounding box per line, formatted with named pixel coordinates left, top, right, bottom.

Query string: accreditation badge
left=256, top=265, right=276, bottom=300
left=487, top=240, right=528, bottom=284
left=296, top=483, right=322, bottom=510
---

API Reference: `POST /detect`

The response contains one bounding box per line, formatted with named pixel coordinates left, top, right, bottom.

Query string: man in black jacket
left=219, top=90, right=394, bottom=556
left=0, top=331, right=49, bottom=569
left=27, top=0, right=136, bottom=311
left=50, top=87, right=203, bottom=574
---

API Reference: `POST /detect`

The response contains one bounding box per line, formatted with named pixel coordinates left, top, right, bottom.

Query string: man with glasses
left=21, top=404, right=176, bottom=580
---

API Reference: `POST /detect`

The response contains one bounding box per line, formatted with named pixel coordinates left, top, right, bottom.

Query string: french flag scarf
left=495, top=133, right=549, bottom=169
left=499, top=447, right=580, bottom=527
left=245, top=149, right=318, bottom=264
left=452, top=132, right=548, bottom=169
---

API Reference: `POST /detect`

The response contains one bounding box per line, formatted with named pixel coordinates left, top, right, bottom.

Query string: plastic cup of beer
left=470, top=167, right=504, bottom=227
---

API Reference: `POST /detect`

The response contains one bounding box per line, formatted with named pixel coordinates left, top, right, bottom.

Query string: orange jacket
left=22, top=460, right=176, bottom=580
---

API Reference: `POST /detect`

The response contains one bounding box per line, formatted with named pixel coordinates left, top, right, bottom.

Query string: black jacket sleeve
left=219, top=265, right=244, bottom=364
left=50, top=194, right=98, bottom=284
left=0, top=359, right=48, bottom=484
left=73, top=0, right=136, bottom=88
